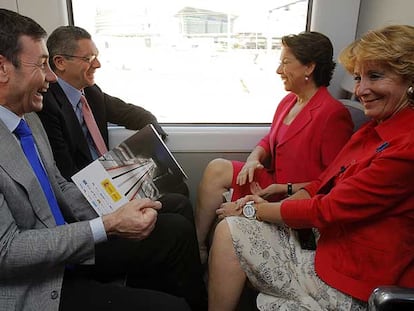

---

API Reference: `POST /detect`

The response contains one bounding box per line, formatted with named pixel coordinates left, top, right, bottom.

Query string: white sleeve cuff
left=89, top=217, right=107, bottom=243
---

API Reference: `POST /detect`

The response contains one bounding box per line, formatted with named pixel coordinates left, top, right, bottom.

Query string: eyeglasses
left=59, top=54, right=98, bottom=64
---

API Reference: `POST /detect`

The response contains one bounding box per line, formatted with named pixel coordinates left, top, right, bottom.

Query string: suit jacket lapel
left=278, top=89, right=323, bottom=147
left=269, top=100, right=294, bottom=160
left=0, top=117, right=56, bottom=227
left=49, top=83, right=93, bottom=161
left=279, top=105, right=314, bottom=146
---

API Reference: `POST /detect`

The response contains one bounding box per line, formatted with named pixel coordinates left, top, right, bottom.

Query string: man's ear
left=52, top=55, right=66, bottom=72
left=0, top=55, right=10, bottom=83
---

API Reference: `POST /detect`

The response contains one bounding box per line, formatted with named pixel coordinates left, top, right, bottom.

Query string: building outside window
left=71, top=0, right=310, bottom=123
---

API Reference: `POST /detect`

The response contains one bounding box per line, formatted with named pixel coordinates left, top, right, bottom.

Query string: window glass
left=71, top=0, right=310, bottom=123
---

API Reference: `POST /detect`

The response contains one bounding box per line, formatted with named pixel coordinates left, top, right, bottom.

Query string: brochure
left=72, top=124, right=188, bottom=216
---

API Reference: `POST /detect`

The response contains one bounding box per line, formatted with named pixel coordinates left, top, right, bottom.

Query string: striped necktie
left=80, top=94, right=108, bottom=157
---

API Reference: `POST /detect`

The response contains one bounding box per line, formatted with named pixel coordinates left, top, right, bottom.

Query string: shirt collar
left=0, top=105, right=22, bottom=132
left=375, top=107, right=414, bottom=142
left=57, top=78, right=83, bottom=109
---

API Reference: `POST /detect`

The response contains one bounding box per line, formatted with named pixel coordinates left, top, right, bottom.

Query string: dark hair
left=282, top=31, right=335, bottom=87
left=0, top=9, right=47, bottom=67
left=47, top=26, right=92, bottom=70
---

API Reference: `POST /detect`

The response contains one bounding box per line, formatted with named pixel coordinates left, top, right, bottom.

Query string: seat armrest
left=368, top=286, right=414, bottom=311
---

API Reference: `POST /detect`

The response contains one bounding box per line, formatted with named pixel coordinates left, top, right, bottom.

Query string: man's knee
left=158, top=193, right=194, bottom=222
left=155, top=213, right=196, bottom=242
left=162, top=193, right=192, bottom=210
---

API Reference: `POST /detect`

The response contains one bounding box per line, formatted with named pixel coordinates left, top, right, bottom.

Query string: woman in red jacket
left=209, top=25, right=414, bottom=310
left=195, top=31, right=354, bottom=262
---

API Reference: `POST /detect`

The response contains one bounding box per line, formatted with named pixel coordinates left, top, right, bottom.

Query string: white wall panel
left=1, top=0, right=68, bottom=34
left=0, top=0, right=18, bottom=11
left=357, top=0, right=414, bottom=37
left=310, top=0, right=361, bottom=98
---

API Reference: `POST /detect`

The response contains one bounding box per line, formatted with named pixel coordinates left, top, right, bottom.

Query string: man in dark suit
left=38, top=25, right=193, bottom=236
left=37, top=25, right=188, bottom=196
left=0, top=8, right=206, bottom=311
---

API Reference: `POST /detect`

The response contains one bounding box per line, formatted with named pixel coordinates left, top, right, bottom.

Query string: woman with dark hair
left=210, top=25, right=414, bottom=310
left=195, top=31, right=354, bottom=262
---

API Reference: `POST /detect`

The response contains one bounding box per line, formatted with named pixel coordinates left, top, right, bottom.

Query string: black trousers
left=60, top=271, right=190, bottom=311
left=60, top=193, right=207, bottom=311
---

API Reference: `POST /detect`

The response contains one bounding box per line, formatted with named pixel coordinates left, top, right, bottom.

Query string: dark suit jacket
left=37, top=82, right=166, bottom=181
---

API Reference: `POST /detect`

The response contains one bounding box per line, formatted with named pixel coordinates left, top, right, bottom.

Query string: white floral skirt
left=225, top=217, right=367, bottom=311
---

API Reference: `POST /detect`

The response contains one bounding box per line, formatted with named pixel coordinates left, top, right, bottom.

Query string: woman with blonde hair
left=208, top=24, right=414, bottom=311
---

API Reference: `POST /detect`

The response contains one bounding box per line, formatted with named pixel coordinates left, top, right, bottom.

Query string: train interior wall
left=1, top=0, right=413, bottom=205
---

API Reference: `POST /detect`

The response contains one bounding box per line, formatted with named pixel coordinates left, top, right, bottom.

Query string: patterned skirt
left=225, top=217, right=367, bottom=311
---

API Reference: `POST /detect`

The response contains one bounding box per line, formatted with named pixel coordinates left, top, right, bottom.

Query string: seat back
left=340, top=99, right=370, bottom=132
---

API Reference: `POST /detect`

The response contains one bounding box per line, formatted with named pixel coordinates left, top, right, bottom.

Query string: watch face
left=243, top=202, right=256, bottom=219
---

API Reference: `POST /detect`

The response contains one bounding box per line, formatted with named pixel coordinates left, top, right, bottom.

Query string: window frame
left=66, top=0, right=313, bottom=125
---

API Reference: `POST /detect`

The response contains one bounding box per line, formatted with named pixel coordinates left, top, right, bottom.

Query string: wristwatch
left=242, top=201, right=256, bottom=220
left=287, top=182, right=293, bottom=196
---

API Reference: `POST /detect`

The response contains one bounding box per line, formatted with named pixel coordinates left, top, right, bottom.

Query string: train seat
left=339, top=99, right=370, bottom=132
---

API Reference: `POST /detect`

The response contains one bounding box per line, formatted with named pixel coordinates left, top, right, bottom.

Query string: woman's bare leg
left=208, top=220, right=246, bottom=311
left=195, top=158, right=233, bottom=262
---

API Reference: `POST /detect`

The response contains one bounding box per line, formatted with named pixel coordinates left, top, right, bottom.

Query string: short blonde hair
left=339, top=25, right=414, bottom=82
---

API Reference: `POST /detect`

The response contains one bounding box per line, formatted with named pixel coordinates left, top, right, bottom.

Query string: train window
left=70, top=0, right=310, bottom=123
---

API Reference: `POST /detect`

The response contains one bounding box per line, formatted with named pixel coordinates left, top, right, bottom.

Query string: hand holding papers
left=72, top=124, right=187, bottom=215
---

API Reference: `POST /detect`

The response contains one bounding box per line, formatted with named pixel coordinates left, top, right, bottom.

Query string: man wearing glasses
left=38, top=25, right=189, bottom=196
left=39, top=26, right=194, bottom=219
left=37, top=25, right=205, bottom=306
left=0, top=10, right=206, bottom=311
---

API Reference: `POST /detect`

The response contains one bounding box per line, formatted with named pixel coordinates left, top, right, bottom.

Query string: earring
left=305, top=75, right=309, bottom=81
left=407, top=86, right=414, bottom=101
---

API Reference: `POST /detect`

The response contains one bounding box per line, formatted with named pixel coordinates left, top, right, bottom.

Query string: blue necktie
left=14, top=119, right=65, bottom=225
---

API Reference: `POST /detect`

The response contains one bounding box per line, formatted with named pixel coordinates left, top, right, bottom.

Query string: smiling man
left=0, top=9, right=206, bottom=311
left=38, top=25, right=167, bottom=179
left=37, top=25, right=189, bottom=197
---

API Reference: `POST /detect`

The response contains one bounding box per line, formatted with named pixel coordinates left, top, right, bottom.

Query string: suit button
left=51, top=290, right=59, bottom=300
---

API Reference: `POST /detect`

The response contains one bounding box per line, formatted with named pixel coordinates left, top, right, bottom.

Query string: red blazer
left=258, top=87, right=354, bottom=183
left=281, top=107, right=414, bottom=301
